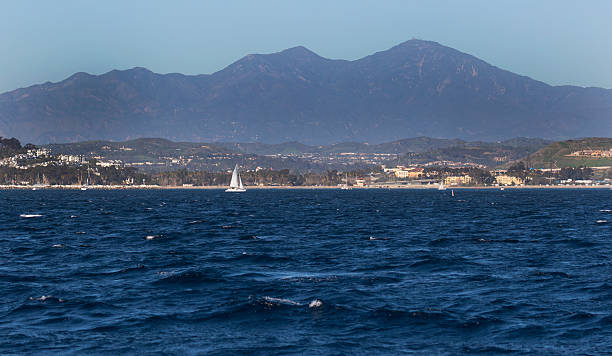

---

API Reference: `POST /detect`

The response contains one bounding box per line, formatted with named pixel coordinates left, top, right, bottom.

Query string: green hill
left=397, top=138, right=550, bottom=168
left=528, top=138, right=612, bottom=168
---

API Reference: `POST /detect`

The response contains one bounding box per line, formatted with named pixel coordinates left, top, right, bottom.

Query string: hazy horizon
left=1, top=0, right=611, bottom=93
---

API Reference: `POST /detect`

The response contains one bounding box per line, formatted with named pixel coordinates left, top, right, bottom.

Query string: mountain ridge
left=1, top=39, right=611, bottom=144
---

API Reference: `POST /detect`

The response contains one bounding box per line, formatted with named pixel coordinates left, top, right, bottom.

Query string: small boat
left=32, top=173, right=42, bottom=190
left=81, top=163, right=91, bottom=190
left=341, top=172, right=352, bottom=190
left=451, top=189, right=454, bottom=197
left=225, top=164, right=246, bottom=192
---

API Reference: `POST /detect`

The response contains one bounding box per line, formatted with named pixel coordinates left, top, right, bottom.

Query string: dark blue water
left=1, top=189, right=611, bottom=354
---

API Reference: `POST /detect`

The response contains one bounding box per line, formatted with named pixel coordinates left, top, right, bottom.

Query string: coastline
left=2, top=184, right=611, bottom=190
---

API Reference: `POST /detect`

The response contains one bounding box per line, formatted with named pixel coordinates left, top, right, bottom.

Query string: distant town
left=0, top=136, right=610, bottom=189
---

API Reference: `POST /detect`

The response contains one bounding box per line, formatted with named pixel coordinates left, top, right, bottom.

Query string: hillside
left=1, top=40, right=611, bottom=145
left=47, top=138, right=232, bottom=162
left=527, top=138, right=612, bottom=168
left=46, top=136, right=551, bottom=170
left=399, top=138, right=550, bottom=167
left=219, top=137, right=466, bottom=155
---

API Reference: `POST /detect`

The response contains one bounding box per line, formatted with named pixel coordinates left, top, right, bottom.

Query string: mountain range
left=1, top=39, right=611, bottom=144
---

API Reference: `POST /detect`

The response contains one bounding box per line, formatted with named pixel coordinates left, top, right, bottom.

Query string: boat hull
left=225, top=188, right=246, bottom=192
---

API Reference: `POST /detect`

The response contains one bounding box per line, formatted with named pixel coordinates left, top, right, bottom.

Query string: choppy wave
left=154, top=270, right=227, bottom=285
left=1, top=189, right=611, bottom=354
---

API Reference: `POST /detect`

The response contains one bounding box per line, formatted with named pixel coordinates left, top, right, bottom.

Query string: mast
left=87, top=163, right=91, bottom=185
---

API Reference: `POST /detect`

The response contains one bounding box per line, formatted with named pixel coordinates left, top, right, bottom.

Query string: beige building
left=495, top=175, right=524, bottom=186
left=395, top=168, right=424, bottom=179
left=444, top=175, right=473, bottom=186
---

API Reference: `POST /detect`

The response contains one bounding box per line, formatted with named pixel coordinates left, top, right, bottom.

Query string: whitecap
left=145, top=235, right=163, bottom=240
left=29, top=295, right=52, bottom=301
left=369, top=236, right=389, bottom=241
left=309, top=299, right=323, bottom=308
left=52, top=244, right=64, bottom=248
left=29, top=295, right=64, bottom=302
left=20, top=214, right=42, bottom=218
left=596, top=220, right=608, bottom=224
left=600, top=209, right=612, bottom=212
left=262, top=296, right=301, bottom=306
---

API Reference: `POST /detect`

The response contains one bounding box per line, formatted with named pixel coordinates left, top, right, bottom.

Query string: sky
left=1, top=0, right=611, bottom=93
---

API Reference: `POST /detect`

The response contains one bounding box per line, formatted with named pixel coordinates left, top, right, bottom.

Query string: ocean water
left=1, top=189, right=611, bottom=355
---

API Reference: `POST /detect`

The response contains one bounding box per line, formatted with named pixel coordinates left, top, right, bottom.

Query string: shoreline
left=2, top=184, right=611, bottom=190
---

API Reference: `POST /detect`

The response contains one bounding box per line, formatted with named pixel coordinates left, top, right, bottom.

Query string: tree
left=507, top=161, right=527, bottom=179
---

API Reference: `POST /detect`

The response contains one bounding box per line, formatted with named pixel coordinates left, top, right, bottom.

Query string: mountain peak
left=67, top=72, right=94, bottom=81
left=105, top=67, right=154, bottom=76
left=221, top=45, right=328, bottom=76
left=126, top=66, right=154, bottom=74
left=278, top=45, right=320, bottom=58
left=397, top=38, right=443, bottom=47
left=384, top=38, right=452, bottom=55
left=240, top=45, right=321, bottom=61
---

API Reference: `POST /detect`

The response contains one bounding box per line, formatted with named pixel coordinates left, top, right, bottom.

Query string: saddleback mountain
left=1, top=39, right=611, bottom=144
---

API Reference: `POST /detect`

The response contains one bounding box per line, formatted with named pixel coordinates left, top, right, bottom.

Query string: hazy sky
left=1, top=0, right=611, bottom=93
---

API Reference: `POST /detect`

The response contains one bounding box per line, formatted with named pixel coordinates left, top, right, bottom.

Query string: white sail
left=226, top=164, right=246, bottom=192
left=81, top=163, right=90, bottom=190
left=230, top=164, right=240, bottom=188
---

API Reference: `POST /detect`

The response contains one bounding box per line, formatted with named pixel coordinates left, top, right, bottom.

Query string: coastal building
left=383, top=165, right=403, bottom=174
left=495, top=175, right=524, bottom=186
left=395, top=168, right=424, bottom=179
left=97, top=160, right=123, bottom=167
left=567, top=148, right=612, bottom=158
left=444, top=175, right=473, bottom=186
left=58, top=154, right=82, bottom=164
left=574, top=180, right=594, bottom=185
left=355, top=178, right=367, bottom=187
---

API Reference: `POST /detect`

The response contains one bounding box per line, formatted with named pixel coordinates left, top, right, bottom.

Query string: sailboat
left=32, top=173, right=43, bottom=190
left=225, top=164, right=246, bottom=192
left=81, top=164, right=90, bottom=191
left=438, top=180, right=446, bottom=191
left=341, top=172, right=352, bottom=190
